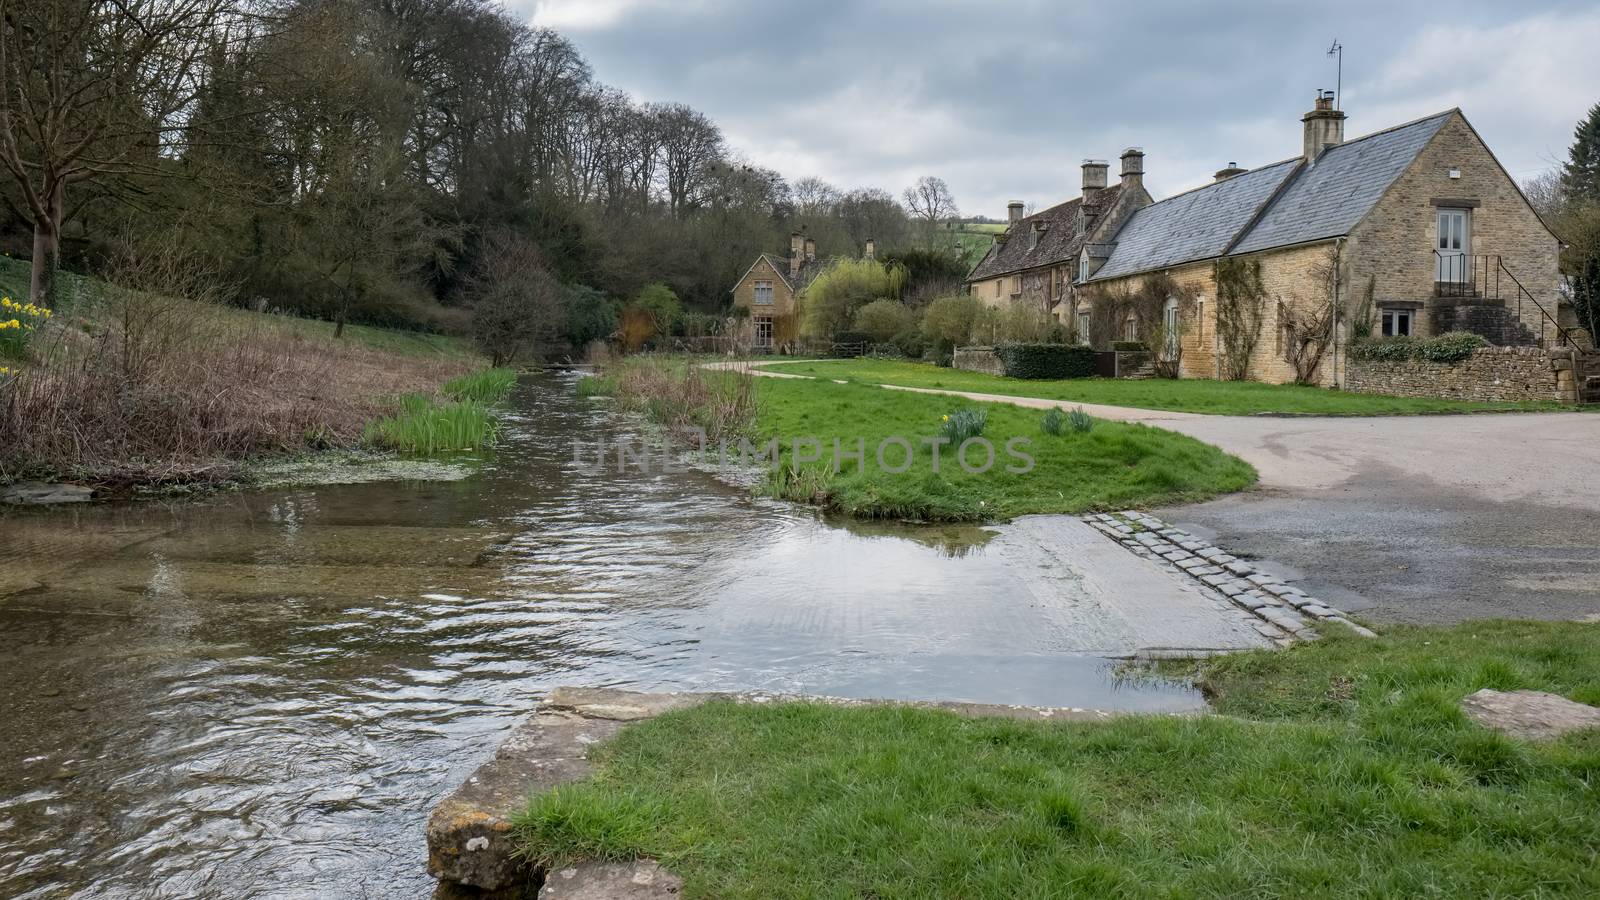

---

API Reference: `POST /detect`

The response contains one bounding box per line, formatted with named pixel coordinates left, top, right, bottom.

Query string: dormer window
left=1078, top=253, right=1089, bottom=283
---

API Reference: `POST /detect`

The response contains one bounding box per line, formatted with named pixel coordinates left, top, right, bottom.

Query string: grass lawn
left=588, top=359, right=1257, bottom=521
left=760, top=357, right=1569, bottom=415
left=514, top=621, right=1600, bottom=898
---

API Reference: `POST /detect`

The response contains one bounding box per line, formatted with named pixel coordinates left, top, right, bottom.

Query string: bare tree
left=901, top=175, right=959, bottom=234
left=0, top=0, right=241, bottom=304
left=652, top=102, right=722, bottom=218
left=1522, top=169, right=1567, bottom=224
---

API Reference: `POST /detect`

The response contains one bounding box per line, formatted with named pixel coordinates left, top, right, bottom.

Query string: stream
left=0, top=372, right=1202, bottom=898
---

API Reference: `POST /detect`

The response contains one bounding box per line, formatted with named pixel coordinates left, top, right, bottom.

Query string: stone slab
left=1461, top=689, right=1600, bottom=741
left=539, top=860, right=683, bottom=899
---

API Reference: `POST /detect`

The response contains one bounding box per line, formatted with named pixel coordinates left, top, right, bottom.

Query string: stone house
left=965, top=154, right=1153, bottom=327
left=729, top=232, right=865, bottom=351
left=1079, top=93, right=1576, bottom=387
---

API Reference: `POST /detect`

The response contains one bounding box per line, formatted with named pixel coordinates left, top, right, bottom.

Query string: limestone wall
left=952, top=346, right=1006, bottom=376
left=1345, top=345, right=1578, bottom=403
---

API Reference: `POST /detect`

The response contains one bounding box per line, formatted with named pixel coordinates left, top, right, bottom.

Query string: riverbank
left=0, top=260, right=497, bottom=494
left=508, top=621, right=1600, bottom=898
left=581, top=357, right=1255, bottom=521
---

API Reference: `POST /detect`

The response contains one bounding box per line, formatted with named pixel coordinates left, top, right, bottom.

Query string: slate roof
left=1090, top=160, right=1299, bottom=280
left=1091, top=110, right=1456, bottom=280
left=1231, top=112, right=1452, bottom=254
left=966, top=184, right=1125, bottom=282
left=743, top=253, right=826, bottom=291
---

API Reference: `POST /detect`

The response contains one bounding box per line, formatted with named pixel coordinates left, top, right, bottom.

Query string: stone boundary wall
left=1346, top=345, right=1578, bottom=403
left=952, top=345, right=1005, bottom=376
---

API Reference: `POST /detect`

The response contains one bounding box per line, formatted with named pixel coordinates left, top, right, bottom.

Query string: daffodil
left=941, top=414, right=949, bottom=421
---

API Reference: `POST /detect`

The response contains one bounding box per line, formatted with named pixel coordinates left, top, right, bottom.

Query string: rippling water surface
left=0, top=373, right=1201, bottom=898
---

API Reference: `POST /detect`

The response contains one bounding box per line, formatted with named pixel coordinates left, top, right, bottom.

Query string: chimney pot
left=1118, top=148, right=1145, bottom=193
left=1007, top=201, right=1025, bottom=225
left=1081, top=159, right=1108, bottom=205
left=790, top=231, right=804, bottom=278
left=1301, top=92, right=1347, bottom=164
left=1213, top=162, right=1248, bottom=182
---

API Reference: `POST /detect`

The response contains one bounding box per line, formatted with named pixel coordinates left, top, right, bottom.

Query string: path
left=711, top=359, right=1600, bottom=624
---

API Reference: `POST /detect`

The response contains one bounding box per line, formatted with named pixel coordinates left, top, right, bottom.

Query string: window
left=1124, top=314, right=1138, bottom=343
left=1010, top=276, right=1022, bottom=296
left=753, top=280, right=774, bottom=305
left=1162, top=297, right=1180, bottom=360
left=1381, top=309, right=1413, bottom=338
left=1195, top=298, right=1205, bottom=341
left=1078, top=312, right=1091, bottom=346
left=995, top=281, right=1002, bottom=298
left=754, top=316, right=774, bottom=348
left=1078, top=254, right=1088, bottom=283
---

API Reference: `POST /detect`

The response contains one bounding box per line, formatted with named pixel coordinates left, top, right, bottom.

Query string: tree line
left=1, top=0, right=961, bottom=356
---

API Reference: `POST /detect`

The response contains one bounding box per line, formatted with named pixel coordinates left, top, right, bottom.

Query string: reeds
left=362, top=394, right=499, bottom=453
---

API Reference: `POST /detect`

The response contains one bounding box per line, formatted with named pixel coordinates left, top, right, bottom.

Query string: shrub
left=852, top=298, right=917, bottom=342
left=1350, top=331, right=1486, bottom=364
left=1067, top=406, right=1095, bottom=434
left=993, top=343, right=1096, bottom=379
left=890, top=329, right=925, bottom=359
left=562, top=284, right=621, bottom=349
left=940, top=407, right=986, bottom=443
left=1111, top=341, right=1147, bottom=352
left=799, top=258, right=906, bottom=339
left=1040, top=407, right=1065, bottom=435
left=633, top=283, right=683, bottom=335
left=921, top=294, right=983, bottom=351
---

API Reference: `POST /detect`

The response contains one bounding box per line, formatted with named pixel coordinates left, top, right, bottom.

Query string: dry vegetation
left=0, top=248, right=477, bottom=488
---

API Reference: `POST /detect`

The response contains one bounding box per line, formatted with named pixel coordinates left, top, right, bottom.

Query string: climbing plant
left=1213, top=257, right=1266, bottom=381
left=1278, top=247, right=1342, bottom=385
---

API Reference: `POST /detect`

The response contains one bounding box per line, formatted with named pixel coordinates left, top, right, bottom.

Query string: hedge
left=993, top=343, right=1096, bottom=379
left=1111, top=341, right=1148, bottom=352
left=1350, top=331, right=1486, bottom=364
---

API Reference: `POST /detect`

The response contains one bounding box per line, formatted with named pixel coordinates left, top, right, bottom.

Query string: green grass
left=443, top=368, right=517, bottom=402
left=762, top=357, right=1570, bottom=415
left=586, top=359, right=1257, bottom=520
left=362, top=393, right=498, bottom=453
left=514, top=621, right=1600, bottom=898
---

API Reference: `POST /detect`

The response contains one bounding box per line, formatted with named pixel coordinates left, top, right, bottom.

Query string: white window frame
left=1162, top=296, right=1180, bottom=360
left=1381, top=308, right=1414, bottom=338
left=753, top=280, right=774, bottom=305
left=754, top=316, right=774, bottom=348
left=1124, top=314, right=1138, bottom=343
left=1077, top=312, right=1091, bottom=346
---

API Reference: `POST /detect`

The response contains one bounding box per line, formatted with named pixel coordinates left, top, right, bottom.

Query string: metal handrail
left=1432, top=252, right=1578, bottom=350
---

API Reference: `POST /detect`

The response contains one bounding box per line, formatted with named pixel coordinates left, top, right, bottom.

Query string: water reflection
left=0, top=373, right=1202, bottom=898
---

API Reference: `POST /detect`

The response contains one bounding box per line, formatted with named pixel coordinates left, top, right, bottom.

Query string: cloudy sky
left=516, top=0, right=1599, bottom=217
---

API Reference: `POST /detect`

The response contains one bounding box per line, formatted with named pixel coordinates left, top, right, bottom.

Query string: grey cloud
left=516, top=0, right=1597, bottom=215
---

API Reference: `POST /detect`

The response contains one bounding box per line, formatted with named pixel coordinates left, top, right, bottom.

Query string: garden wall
left=1345, top=345, right=1578, bottom=403
left=952, top=346, right=1005, bottom=376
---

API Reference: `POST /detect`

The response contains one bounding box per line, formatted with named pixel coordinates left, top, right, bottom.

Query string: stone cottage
left=1077, top=93, right=1583, bottom=392
left=965, top=153, right=1152, bottom=326
left=728, top=232, right=863, bottom=351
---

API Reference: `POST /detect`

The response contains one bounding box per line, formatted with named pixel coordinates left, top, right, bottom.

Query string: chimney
left=1119, top=148, right=1144, bottom=192
left=804, top=237, right=816, bottom=261
left=1302, top=90, right=1346, bottom=164
left=1007, top=201, right=1024, bottom=226
left=863, top=238, right=876, bottom=260
left=1081, top=159, right=1108, bottom=204
left=1214, top=162, right=1247, bottom=182
left=789, top=231, right=804, bottom=278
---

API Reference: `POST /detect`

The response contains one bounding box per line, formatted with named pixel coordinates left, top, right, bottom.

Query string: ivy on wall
left=1212, top=257, right=1266, bottom=381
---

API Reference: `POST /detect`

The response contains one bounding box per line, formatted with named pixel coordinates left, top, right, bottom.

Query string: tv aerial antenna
left=1327, top=39, right=1343, bottom=110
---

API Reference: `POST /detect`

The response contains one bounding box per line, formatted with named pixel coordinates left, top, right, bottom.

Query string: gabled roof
left=1092, top=109, right=1457, bottom=280
left=733, top=253, right=828, bottom=293
left=1231, top=111, right=1453, bottom=254
left=967, top=184, right=1125, bottom=282
left=1091, top=160, right=1299, bottom=280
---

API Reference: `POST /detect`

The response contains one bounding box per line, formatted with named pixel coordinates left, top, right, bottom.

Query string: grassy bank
left=0, top=257, right=489, bottom=488
left=362, top=370, right=516, bottom=453
left=514, top=621, right=1600, bottom=898
left=582, top=357, right=1254, bottom=520
left=761, top=357, right=1569, bottom=415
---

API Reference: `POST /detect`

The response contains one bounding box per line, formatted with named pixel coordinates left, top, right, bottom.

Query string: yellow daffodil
left=941, top=414, right=949, bottom=421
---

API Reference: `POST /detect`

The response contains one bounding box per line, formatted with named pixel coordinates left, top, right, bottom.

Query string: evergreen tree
left=1563, top=102, right=1600, bottom=206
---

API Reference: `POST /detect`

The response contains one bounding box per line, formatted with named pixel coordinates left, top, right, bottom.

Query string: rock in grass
left=1461, top=689, right=1600, bottom=741
left=538, top=859, right=683, bottom=899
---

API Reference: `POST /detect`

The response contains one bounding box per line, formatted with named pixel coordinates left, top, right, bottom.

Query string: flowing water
left=0, top=373, right=1204, bottom=899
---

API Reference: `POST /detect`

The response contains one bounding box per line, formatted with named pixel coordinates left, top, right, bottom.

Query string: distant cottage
left=971, top=93, right=1583, bottom=392
left=729, top=232, right=874, bottom=352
